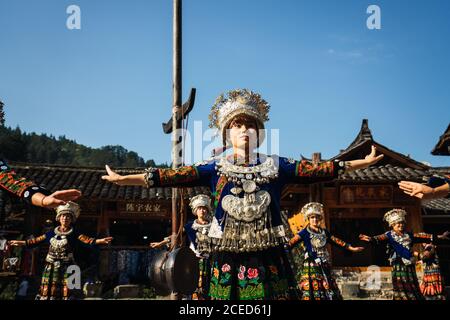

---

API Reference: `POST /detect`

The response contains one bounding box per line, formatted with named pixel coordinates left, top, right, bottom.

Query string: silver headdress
left=189, top=194, right=212, bottom=214
left=55, top=201, right=80, bottom=222
left=301, top=202, right=325, bottom=220
left=383, top=209, right=407, bottom=226
left=209, top=89, right=270, bottom=147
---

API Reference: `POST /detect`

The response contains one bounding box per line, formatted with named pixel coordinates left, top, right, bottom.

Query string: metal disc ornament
left=242, top=180, right=257, bottom=193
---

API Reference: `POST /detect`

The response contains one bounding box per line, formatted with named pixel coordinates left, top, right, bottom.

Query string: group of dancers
left=1, top=88, right=449, bottom=300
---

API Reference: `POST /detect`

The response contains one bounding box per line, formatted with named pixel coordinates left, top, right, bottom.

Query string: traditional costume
left=185, top=194, right=213, bottom=300
left=287, top=202, right=354, bottom=300
left=368, top=209, right=436, bottom=300
left=25, top=202, right=97, bottom=300
left=141, top=89, right=348, bottom=300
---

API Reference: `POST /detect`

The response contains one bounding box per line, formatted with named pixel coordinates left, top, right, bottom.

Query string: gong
left=149, top=247, right=199, bottom=295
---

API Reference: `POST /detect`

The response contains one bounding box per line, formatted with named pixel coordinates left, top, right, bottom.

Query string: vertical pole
left=171, top=0, right=182, bottom=248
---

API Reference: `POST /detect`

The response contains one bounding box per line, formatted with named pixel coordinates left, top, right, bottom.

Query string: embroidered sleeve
left=329, top=235, right=350, bottom=249
left=144, top=161, right=215, bottom=188
left=287, top=234, right=302, bottom=248
left=412, top=232, right=434, bottom=244
left=371, top=233, right=388, bottom=244
left=280, top=157, right=345, bottom=183
left=25, top=234, right=47, bottom=247
left=0, top=159, right=51, bottom=203
left=78, top=234, right=96, bottom=245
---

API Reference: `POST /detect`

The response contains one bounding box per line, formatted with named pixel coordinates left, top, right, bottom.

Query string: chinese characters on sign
left=119, top=202, right=169, bottom=218
left=340, top=185, right=393, bottom=205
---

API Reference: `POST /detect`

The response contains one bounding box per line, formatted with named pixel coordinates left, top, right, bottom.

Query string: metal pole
left=171, top=0, right=182, bottom=248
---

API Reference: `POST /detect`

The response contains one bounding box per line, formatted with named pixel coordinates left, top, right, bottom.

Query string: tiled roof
left=10, top=163, right=210, bottom=201
left=331, top=119, right=429, bottom=170
left=422, top=198, right=450, bottom=214
left=339, top=164, right=430, bottom=183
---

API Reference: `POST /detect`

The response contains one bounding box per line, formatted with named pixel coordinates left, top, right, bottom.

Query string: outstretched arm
left=95, top=237, right=113, bottom=245
left=9, top=234, right=48, bottom=248
left=284, top=145, right=383, bottom=183
left=150, top=236, right=172, bottom=249
left=398, top=181, right=449, bottom=200
left=102, top=162, right=214, bottom=188
left=359, top=233, right=388, bottom=244
left=1, top=159, right=81, bottom=208
left=285, top=233, right=303, bottom=250
left=31, top=189, right=82, bottom=209
left=344, top=146, right=384, bottom=172
left=329, top=235, right=364, bottom=252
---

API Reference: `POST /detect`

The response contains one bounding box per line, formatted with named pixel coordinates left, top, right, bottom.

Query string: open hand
left=8, top=240, right=26, bottom=247
left=364, top=146, right=384, bottom=166
left=150, top=242, right=163, bottom=249
left=41, top=189, right=82, bottom=209
left=96, top=237, right=113, bottom=245
left=101, top=165, right=124, bottom=185
left=398, top=181, right=432, bottom=199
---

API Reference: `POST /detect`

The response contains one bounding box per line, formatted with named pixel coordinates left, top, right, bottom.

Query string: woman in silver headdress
left=9, top=202, right=112, bottom=300
left=150, top=194, right=213, bottom=299
left=103, top=89, right=383, bottom=300
left=360, top=209, right=449, bottom=300
left=286, top=202, right=364, bottom=300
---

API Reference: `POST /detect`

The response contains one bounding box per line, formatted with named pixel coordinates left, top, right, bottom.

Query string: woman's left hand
left=364, top=146, right=384, bottom=166
left=96, top=237, right=113, bottom=245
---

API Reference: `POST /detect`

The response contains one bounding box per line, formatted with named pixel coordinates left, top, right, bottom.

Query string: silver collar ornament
left=213, top=155, right=287, bottom=252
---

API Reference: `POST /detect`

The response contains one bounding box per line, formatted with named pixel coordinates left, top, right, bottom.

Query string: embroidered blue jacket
left=372, top=231, right=435, bottom=264
left=146, top=155, right=345, bottom=232
left=291, top=227, right=351, bottom=261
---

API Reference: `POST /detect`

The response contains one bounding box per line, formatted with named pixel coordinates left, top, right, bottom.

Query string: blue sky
left=0, top=0, right=449, bottom=166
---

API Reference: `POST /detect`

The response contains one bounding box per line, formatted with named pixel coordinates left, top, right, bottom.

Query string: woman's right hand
left=150, top=242, right=163, bottom=249
left=359, top=234, right=371, bottom=242
left=101, top=165, right=124, bottom=185
left=8, top=240, right=26, bottom=247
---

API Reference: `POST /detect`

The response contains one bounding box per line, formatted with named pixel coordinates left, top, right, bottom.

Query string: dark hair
left=225, top=115, right=260, bottom=149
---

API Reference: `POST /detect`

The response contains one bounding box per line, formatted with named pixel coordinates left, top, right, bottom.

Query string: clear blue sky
left=1, top=0, right=449, bottom=166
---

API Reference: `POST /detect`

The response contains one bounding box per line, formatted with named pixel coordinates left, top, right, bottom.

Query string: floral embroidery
left=26, top=235, right=47, bottom=247
left=214, top=175, right=228, bottom=208
left=0, top=165, right=34, bottom=197
left=295, top=160, right=334, bottom=177
left=78, top=234, right=95, bottom=245
left=158, top=166, right=199, bottom=186
left=330, top=235, right=348, bottom=248
left=248, top=268, right=259, bottom=279
left=221, top=264, right=231, bottom=273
